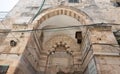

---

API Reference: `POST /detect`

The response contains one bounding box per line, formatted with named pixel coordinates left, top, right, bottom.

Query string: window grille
left=0, top=65, right=9, bottom=74
left=69, top=0, right=79, bottom=3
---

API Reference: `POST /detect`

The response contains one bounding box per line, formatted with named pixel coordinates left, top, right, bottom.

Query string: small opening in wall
left=113, top=31, right=120, bottom=45
left=75, top=31, right=82, bottom=44
left=69, top=0, right=79, bottom=3
left=10, top=40, right=17, bottom=47
left=116, top=40, right=120, bottom=45
left=114, top=2, right=120, bottom=7
left=112, top=0, right=120, bottom=7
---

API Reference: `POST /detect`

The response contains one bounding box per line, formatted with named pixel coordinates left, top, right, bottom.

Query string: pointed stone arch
left=28, top=6, right=93, bottom=72
left=33, top=6, right=93, bottom=28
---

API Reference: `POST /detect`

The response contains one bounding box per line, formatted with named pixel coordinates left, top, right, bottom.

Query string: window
left=75, top=31, right=82, bottom=44
left=69, top=0, right=79, bottom=3
left=0, top=65, right=9, bottom=74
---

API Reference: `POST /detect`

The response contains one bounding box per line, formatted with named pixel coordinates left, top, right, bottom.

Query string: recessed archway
left=31, top=6, right=93, bottom=74
left=33, top=6, right=93, bottom=28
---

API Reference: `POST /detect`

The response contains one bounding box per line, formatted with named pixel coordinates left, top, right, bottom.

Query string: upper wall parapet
left=2, top=0, right=120, bottom=29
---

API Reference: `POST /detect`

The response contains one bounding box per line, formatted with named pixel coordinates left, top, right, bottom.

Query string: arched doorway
left=32, top=6, right=93, bottom=74
left=46, top=42, right=74, bottom=74
left=43, top=34, right=79, bottom=74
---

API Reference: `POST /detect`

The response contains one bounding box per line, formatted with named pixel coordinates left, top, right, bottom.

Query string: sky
left=0, top=0, right=19, bottom=11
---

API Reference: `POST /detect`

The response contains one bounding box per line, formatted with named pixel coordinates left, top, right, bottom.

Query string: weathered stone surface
left=0, top=0, right=120, bottom=74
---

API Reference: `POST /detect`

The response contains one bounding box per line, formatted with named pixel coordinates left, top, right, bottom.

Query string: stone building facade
left=0, top=0, right=120, bottom=74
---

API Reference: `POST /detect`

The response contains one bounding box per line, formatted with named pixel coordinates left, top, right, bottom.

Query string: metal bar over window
left=69, top=0, right=79, bottom=3
left=0, top=65, right=9, bottom=74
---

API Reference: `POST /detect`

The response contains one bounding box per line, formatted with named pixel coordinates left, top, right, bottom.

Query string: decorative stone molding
left=33, top=6, right=93, bottom=28
left=43, top=34, right=80, bottom=52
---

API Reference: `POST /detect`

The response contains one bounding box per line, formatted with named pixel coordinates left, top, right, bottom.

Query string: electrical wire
left=0, top=21, right=19, bottom=41
left=0, top=0, right=120, bottom=33
left=29, top=0, right=46, bottom=23
left=0, top=24, right=119, bottom=39
left=0, top=0, right=46, bottom=41
left=0, top=23, right=119, bottom=33
left=0, top=33, right=77, bottom=38
left=92, top=43, right=119, bottom=47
